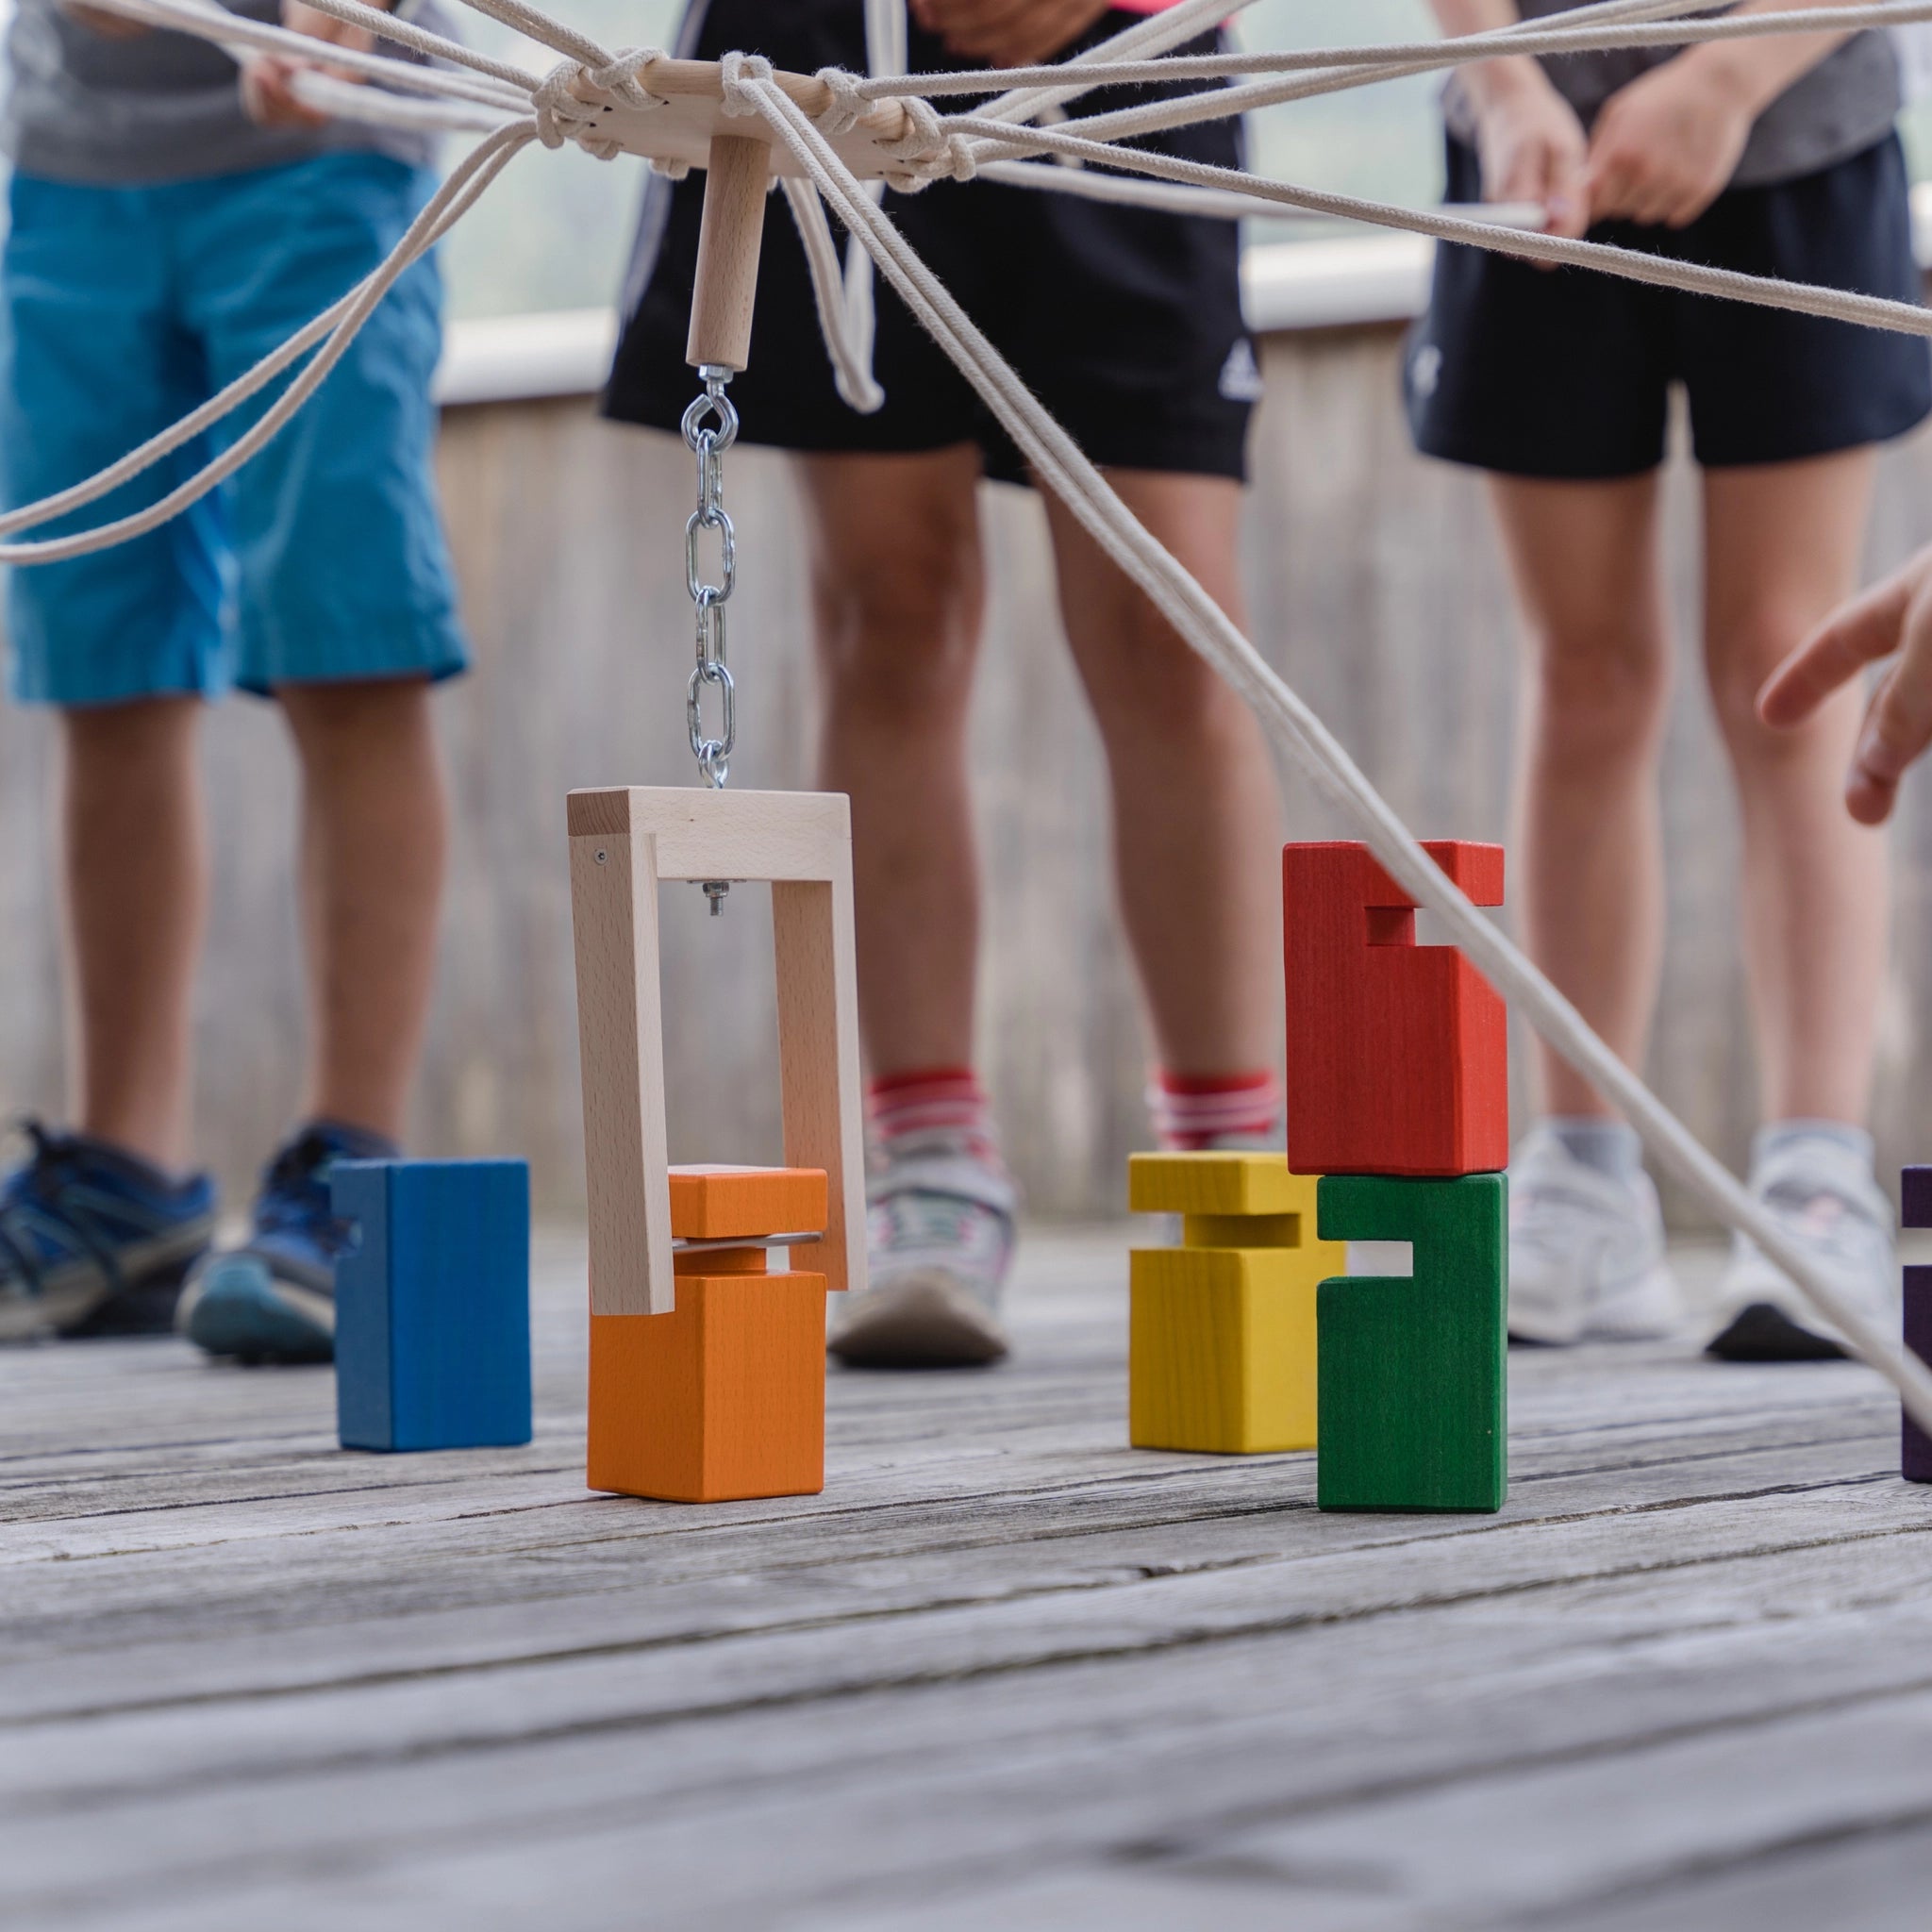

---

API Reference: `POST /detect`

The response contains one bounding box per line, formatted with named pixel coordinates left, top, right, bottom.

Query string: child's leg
left=1701, top=452, right=1887, bottom=1124
left=275, top=676, right=449, bottom=1142
left=799, top=447, right=1020, bottom=1368
left=1487, top=472, right=1674, bottom=1117
left=61, top=696, right=209, bottom=1171
left=1037, top=471, right=1283, bottom=1096
left=1698, top=451, right=1895, bottom=1358
left=1483, top=474, right=1682, bottom=1345
left=799, top=446, right=987, bottom=1079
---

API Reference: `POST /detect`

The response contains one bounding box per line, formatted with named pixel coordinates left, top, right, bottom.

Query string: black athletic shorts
left=1406, top=132, right=1932, bottom=477
left=602, top=0, right=1258, bottom=483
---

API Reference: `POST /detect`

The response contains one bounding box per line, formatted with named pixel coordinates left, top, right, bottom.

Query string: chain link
left=681, top=366, right=740, bottom=791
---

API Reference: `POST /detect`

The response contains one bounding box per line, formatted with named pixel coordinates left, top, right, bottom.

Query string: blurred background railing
left=8, top=236, right=1932, bottom=1226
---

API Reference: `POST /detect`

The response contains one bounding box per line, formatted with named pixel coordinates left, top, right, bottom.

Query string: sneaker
left=829, top=1133, right=1017, bottom=1368
left=1507, top=1125, right=1682, bottom=1344
left=1707, top=1131, right=1896, bottom=1361
left=175, top=1120, right=398, bottom=1364
left=0, top=1121, right=216, bottom=1341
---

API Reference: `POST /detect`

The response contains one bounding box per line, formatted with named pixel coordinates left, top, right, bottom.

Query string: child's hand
left=1462, top=59, right=1591, bottom=241
left=242, top=0, right=385, bottom=129
left=909, top=0, right=1115, bottom=69
left=1585, top=56, right=1756, bottom=228
left=1759, top=549, right=1932, bottom=825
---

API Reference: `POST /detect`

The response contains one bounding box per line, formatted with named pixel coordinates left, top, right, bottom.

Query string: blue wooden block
left=330, top=1159, right=532, bottom=1452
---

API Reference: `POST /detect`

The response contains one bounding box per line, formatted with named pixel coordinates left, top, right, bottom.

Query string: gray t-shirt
left=2, top=0, right=453, bottom=184
left=1446, top=2, right=1901, bottom=190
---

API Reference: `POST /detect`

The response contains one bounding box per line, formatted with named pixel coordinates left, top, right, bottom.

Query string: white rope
left=976, top=158, right=1545, bottom=232
left=210, top=0, right=541, bottom=93
left=823, top=0, right=905, bottom=416
left=739, top=72, right=1932, bottom=1436
left=78, top=0, right=535, bottom=108
left=975, top=0, right=1261, bottom=127
left=1161, top=0, right=1724, bottom=126
left=946, top=112, right=1932, bottom=341
left=780, top=175, right=888, bottom=411
left=1031, top=0, right=1904, bottom=149
left=971, top=0, right=1714, bottom=130
left=0, top=122, right=535, bottom=561
left=289, top=69, right=517, bottom=134
left=862, top=0, right=1932, bottom=101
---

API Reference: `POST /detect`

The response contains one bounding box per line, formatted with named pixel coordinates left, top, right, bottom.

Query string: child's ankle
left=1148, top=1070, right=1283, bottom=1151
left=867, top=1066, right=1004, bottom=1170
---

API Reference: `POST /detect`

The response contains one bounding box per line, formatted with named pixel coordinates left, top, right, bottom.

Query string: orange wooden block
left=667, top=1165, right=828, bottom=1241
left=588, top=1246, right=827, bottom=1503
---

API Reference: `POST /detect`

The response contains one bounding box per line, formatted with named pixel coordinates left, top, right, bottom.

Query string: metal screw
left=702, top=880, right=729, bottom=916
left=594, top=849, right=608, bottom=864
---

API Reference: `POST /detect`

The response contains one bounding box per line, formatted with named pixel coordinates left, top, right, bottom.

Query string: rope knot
left=811, top=64, right=868, bottom=137
left=720, top=50, right=774, bottom=119
left=532, top=48, right=666, bottom=161
left=877, top=95, right=975, bottom=193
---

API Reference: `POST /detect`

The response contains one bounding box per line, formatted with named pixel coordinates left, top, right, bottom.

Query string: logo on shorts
left=1218, top=339, right=1263, bottom=404
left=1411, top=342, right=1443, bottom=400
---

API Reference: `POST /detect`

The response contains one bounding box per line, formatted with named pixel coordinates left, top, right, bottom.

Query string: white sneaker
left=829, top=1135, right=1016, bottom=1368
left=1707, top=1132, right=1896, bottom=1361
left=1507, top=1126, right=1682, bottom=1344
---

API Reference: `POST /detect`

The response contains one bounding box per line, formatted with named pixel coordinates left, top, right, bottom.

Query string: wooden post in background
left=686, top=135, right=771, bottom=373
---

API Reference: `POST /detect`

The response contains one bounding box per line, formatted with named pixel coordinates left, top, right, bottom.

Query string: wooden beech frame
left=567, top=786, right=866, bottom=1318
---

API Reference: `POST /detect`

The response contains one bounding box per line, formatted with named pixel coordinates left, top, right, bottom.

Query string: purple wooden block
left=1904, top=1166, right=1932, bottom=1233
left=1905, top=1171, right=1932, bottom=1483
left=1907, top=1264, right=1932, bottom=1485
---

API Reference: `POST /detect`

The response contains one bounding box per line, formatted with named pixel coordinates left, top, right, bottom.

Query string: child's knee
left=812, top=546, right=982, bottom=719
left=1705, top=609, right=1829, bottom=744
left=1529, top=626, right=1671, bottom=758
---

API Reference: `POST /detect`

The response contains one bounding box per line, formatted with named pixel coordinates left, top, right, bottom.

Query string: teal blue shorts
left=0, top=154, right=467, bottom=706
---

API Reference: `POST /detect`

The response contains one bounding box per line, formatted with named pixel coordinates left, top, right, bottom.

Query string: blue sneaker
left=0, top=1121, right=217, bottom=1341
left=175, top=1120, right=399, bottom=1364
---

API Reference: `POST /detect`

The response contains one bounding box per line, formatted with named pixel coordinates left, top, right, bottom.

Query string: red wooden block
left=1284, top=841, right=1507, bottom=1177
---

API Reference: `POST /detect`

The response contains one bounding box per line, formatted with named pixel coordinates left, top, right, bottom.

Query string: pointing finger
left=1758, top=569, right=1915, bottom=729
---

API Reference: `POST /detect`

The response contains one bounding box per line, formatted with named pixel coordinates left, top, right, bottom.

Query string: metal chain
left=680, top=364, right=739, bottom=914
left=681, top=363, right=739, bottom=792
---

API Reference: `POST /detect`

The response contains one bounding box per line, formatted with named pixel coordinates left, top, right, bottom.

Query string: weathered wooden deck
left=6, top=1228, right=1929, bottom=1931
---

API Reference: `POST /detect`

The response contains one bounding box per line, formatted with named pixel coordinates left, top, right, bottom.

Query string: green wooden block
left=1316, top=1173, right=1507, bottom=1513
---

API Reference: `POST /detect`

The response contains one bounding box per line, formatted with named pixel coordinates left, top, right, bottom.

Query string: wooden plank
left=615, top=786, right=851, bottom=886
left=8, top=1232, right=1932, bottom=1930
left=569, top=827, right=673, bottom=1317
left=772, top=876, right=865, bottom=1297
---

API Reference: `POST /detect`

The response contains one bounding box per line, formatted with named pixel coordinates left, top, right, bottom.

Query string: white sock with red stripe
left=866, top=1067, right=1005, bottom=1170
left=1147, top=1070, right=1284, bottom=1152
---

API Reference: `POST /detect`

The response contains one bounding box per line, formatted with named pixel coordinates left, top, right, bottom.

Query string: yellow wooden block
left=1128, top=1241, right=1341, bottom=1454
left=1127, top=1151, right=1318, bottom=1220
left=1183, top=1212, right=1300, bottom=1250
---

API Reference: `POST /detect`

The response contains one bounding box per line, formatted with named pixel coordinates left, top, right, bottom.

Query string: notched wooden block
left=668, top=1165, right=828, bottom=1241
left=1128, top=1156, right=1341, bottom=1456
left=1316, top=1172, right=1507, bottom=1513
left=1283, top=840, right=1508, bottom=1178
left=589, top=1252, right=829, bottom=1503
left=1128, top=1150, right=1302, bottom=1218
